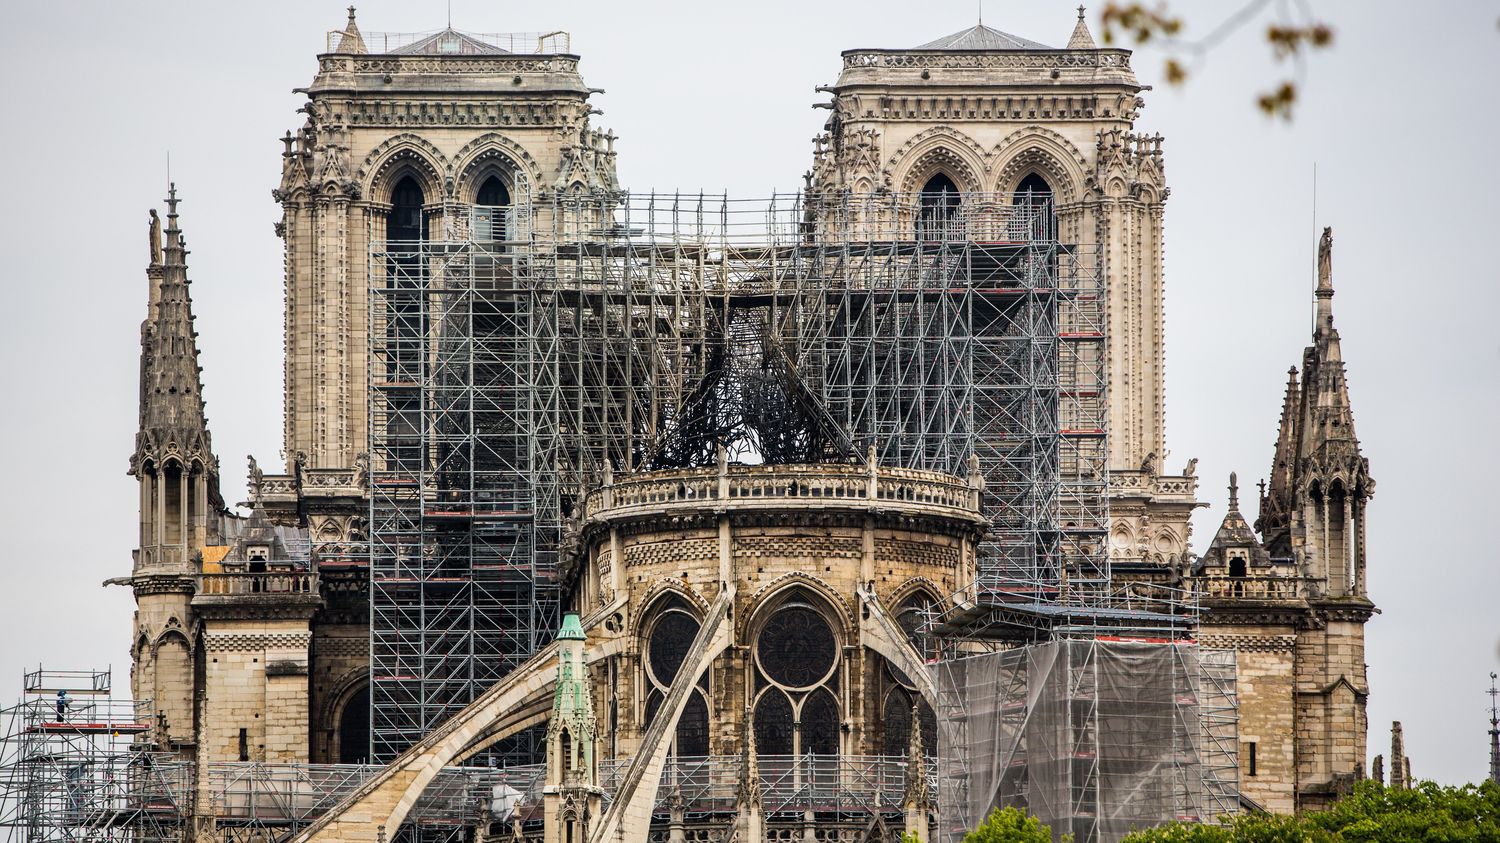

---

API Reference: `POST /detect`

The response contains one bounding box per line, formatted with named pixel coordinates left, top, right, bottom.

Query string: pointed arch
left=886, top=127, right=989, bottom=194
left=360, top=134, right=449, bottom=204
left=896, top=144, right=985, bottom=196
left=741, top=571, right=853, bottom=640
left=151, top=629, right=194, bottom=742
left=452, top=133, right=543, bottom=201
left=991, top=128, right=1089, bottom=203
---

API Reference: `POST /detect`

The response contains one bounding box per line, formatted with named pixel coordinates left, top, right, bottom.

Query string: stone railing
left=597, top=754, right=927, bottom=814
left=1109, top=469, right=1199, bottom=502
left=582, top=461, right=983, bottom=524
left=1192, top=575, right=1306, bottom=601
left=197, top=572, right=320, bottom=598
left=841, top=49, right=1132, bottom=71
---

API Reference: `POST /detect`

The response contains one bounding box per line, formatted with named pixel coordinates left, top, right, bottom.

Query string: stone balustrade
left=582, top=462, right=983, bottom=524
left=197, top=572, right=320, bottom=598
left=1192, top=575, right=1306, bottom=601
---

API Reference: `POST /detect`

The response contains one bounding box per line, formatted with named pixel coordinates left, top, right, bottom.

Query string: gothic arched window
left=918, top=173, right=961, bottom=240
left=894, top=592, right=937, bottom=661
left=475, top=175, right=511, bottom=242
left=389, top=176, right=426, bottom=241
left=642, top=599, right=711, bottom=756
left=384, top=176, right=426, bottom=473
left=1015, top=172, right=1055, bottom=241
left=879, top=664, right=937, bottom=757
left=751, top=592, right=842, bottom=756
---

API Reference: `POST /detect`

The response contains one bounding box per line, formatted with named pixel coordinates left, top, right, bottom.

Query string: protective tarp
left=934, top=641, right=1238, bottom=843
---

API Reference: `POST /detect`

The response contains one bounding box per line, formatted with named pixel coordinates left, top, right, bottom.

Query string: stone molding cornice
left=204, top=631, right=313, bottom=653
left=840, top=49, right=1134, bottom=73
left=339, top=100, right=587, bottom=130
left=1197, top=633, right=1297, bottom=653
left=1200, top=603, right=1311, bottom=627
left=313, top=636, right=371, bottom=659
left=131, top=574, right=197, bottom=597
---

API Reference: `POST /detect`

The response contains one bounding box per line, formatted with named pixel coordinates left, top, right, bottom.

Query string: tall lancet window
left=918, top=173, right=961, bottom=240
left=385, top=176, right=427, bottom=473
left=1015, top=172, right=1055, bottom=241
left=476, top=175, right=511, bottom=243
left=389, top=177, right=426, bottom=242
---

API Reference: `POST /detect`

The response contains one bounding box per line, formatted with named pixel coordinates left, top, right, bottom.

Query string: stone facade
left=276, top=10, right=615, bottom=485
left=109, top=8, right=1381, bottom=840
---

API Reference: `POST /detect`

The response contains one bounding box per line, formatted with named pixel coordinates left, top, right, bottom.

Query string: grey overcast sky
left=0, top=0, right=1495, bottom=786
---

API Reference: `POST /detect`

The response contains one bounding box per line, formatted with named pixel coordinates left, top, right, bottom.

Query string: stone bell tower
left=811, top=8, right=1198, bottom=570
left=275, top=7, right=617, bottom=514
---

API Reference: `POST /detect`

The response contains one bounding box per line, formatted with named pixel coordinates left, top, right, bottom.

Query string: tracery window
left=879, top=663, right=936, bottom=757
left=751, top=592, right=842, bottom=756
left=642, top=598, right=710, bottom=756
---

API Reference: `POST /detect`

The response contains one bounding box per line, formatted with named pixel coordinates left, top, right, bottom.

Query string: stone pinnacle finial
left=335, top=6, right=368, bottom=54
left=1068, top=5, right=1098, bottom=49
left=1228, top=472, right=1239, bottom=511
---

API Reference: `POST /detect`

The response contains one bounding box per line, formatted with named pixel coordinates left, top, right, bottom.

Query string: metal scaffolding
left=366, top=190, right=1106, bottom=762
left=932, top=641, right=1238, bottom=843
left=0, top=668, right=187, bottom=843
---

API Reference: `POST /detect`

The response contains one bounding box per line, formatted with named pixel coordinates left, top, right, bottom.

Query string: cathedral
left=103, top=7, right=1378, bottom=843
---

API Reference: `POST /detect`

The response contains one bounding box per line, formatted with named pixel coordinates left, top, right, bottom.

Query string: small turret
left=332, top=6, right=368, bottom=55
left=543, top=613, right=600, bottom=843
left=1067, top=6, right=1098, bottom=49
left=1255, top=227, right=1372, bottom=597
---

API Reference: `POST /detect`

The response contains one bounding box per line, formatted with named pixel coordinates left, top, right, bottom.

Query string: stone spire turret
left=1388, top=721, right=1409, bottom=789
left=1067, top=6, right=1098, bottom=49
left=1198, top=472, right=1270, bottom=576
left=543, top=613, right=600, bottom=843
left=735, top=706, right=764, bottom=843
left=130, top=185, right=224, bottom=572
left=1294, top=226, right=1371, bottom=596
left=903, top=706, right=933, bottom=841
left=333, top=6, right=368, bottom=55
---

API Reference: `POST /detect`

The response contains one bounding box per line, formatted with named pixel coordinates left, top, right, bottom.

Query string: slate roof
left=915, top=24, right=1052, bottom=51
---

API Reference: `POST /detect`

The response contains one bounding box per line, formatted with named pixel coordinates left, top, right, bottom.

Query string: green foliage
left=902, top=833, right=923, bottom=843
left=1121, top=780, right=1500, bottom=843
left=1306, top=779, right=1500, bottom=842
left=960, top=807, right=1059, bottom=843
